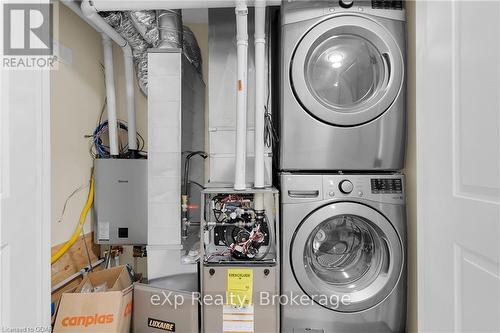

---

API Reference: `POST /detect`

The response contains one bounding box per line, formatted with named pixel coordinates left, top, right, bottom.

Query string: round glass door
left=291, top=15, right=404, bottom=126
left=291, top=203, right=403, bottom=312
left=305, top=35, right=385, bottom=110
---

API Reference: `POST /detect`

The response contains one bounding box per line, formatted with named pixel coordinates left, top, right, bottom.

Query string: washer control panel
left=322, top=174, right=405, bottom=204
left=281, top=173, right=405, bottom=205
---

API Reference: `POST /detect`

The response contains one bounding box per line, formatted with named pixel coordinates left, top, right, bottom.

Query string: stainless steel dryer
left=280, top=1, right=406, bottom=171
left=280, top=173, right=406, bottom=332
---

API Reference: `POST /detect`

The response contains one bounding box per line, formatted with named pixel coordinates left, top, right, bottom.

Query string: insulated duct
left=183, top=25, right=202, bottom=73
left=100, top=9, right=202, bottom=96
left=157, top=9, right=183, bottom=48
left=102, top=11, right=150, bottom=95
left=129, top=10, right=159, bottom=46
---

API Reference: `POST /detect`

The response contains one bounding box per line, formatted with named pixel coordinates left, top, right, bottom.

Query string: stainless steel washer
left=281, top=173, right=406, bottom=332
left=280, top=1, right=406, bottom=171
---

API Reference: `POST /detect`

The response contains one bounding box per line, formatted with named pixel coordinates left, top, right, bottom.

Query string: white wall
left=50, top=4, right=105, bottom=246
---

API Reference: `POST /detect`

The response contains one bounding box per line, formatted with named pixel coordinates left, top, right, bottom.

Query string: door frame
left=0, top=63, right=51, bottom=325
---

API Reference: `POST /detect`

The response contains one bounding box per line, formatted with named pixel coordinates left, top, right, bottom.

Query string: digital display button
left=371, top=178, right=403, bottom=194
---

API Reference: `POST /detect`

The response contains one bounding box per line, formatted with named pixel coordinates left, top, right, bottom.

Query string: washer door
left=291, top=202, right=403, bottom=312
left=291, top=15, right=404, bottom=126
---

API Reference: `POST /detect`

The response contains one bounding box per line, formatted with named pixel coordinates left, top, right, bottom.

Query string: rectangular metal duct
left=147, top=49, right=205, bottom=279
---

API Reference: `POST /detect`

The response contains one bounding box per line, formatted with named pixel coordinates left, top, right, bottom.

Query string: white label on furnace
left=223, top=305, right=254, bottom=333
left=98, top=221, right=110, bottom=241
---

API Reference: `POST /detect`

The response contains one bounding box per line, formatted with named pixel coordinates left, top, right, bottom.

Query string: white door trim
left=0, top=63, right=51, bottom=327
left=416, top=0, right=500, bottom=331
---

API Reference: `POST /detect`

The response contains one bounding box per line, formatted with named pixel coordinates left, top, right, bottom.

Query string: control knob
left=339, top=0, right=354, bottom=8
left=339, top=180, right=354, bottom=194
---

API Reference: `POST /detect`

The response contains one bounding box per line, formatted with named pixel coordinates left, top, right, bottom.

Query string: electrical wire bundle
left=207, top=194, right=271, bottom=261
left=89, top=120, right=146, bottom=159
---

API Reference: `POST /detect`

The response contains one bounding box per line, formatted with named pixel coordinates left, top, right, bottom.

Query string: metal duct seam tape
left=157, top=9, right=183, bottom=49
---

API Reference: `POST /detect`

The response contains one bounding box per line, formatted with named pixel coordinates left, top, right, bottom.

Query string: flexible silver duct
left=183, top=25, right=202, bottom=73
left=100, top=10, right=202, bottom=96
left=102, top=11, right=150, bottom=95
left=129, top=10, right=160, bottom=47
left=157, top=9, right=183, bottom=48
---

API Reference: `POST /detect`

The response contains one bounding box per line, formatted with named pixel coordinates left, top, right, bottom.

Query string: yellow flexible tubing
left=51, top=174, right=95, bottom=264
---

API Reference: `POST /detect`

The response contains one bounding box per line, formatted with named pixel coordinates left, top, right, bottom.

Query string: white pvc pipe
left=81, top=1, right=128, bottom=47
left=102, top=35, right=120, bottom=156
left=80, top=0, right=137, bottom=153
left=91, top=0, right=281, bottom=11
left=254, top=0, right=266, bottom=189
left=234, top=0, right=248, bottom=191
left=62, top=0, right=101, bottom=32
left=124, top=52, right=137, bottom=151
left=254, top=193, right=264, bottom=211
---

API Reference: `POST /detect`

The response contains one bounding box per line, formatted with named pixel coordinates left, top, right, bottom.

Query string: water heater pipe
left=80, top=0, right=138, bottom=153
left=101, top=35, right=120, bottom=156
left=123, top=52, right=137, bottom=151
left=254, top=0, right=266, bottom=189
left=234, top=0, right=249, bottom=191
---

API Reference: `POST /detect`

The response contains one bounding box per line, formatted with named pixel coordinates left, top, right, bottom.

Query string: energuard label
left=148, top=318, right=176, bottom=332
left=227, top=268, right=253, bottom=306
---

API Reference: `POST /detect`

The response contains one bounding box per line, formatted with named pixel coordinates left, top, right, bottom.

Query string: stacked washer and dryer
left=278, top=1, right=407, bottom=332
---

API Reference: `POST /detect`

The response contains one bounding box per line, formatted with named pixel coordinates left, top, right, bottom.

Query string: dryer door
left=290, top=202, right=403, bottom=312
left=291, top=15, right=404, bottom=126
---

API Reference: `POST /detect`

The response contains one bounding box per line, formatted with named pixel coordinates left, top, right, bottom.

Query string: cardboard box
left=53, top=265, right=133, bottom=333
left=133, top=274, right=199, bottom=333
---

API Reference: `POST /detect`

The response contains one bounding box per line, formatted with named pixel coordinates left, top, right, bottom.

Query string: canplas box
left=53, top=265, right=133, bottom=333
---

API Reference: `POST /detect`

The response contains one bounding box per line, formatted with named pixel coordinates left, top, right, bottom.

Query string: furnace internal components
left=201, top=189, right=279, bottom=264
